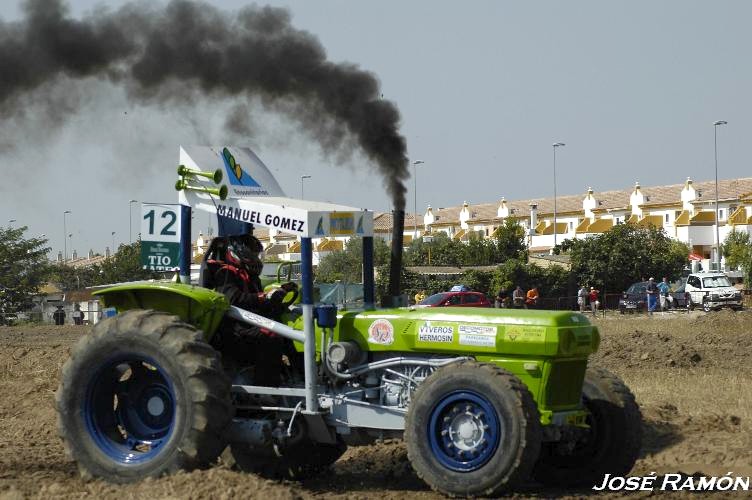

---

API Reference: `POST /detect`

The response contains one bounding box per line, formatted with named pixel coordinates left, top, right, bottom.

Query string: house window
left=569, top=221, right=573, bottom=230
left=485, top=228, right=489, bottom=237
left=719, top=209, right=724, bottom=220
left=665, top=213, right=669, bottom=223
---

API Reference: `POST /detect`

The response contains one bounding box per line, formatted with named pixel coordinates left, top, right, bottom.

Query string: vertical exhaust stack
left=383, top=209, right=407, bottom=307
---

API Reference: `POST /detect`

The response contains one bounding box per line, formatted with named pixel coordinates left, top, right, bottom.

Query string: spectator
left=53, top=305, right=66, bottom=326
left=577, top=285, right=588, bottom=313
left=646, top=277, right=659, bottom=316
left=658, top=277, right=671, bottom=311
left=589, top=286, right=600, bottom=316
left=525, top=286, right=540, bottom=309
left=512, top=286, right=525, bottom=308
left=72, top=303, right=84, bottom=325
left=494, top=289, right=507, bottom=308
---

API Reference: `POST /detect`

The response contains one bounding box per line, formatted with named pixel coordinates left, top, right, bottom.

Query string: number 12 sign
left=140, top=203, right=182, bottom=271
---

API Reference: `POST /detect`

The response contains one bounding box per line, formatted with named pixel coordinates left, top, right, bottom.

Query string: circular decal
left=368, top=319, right=394, bottom=345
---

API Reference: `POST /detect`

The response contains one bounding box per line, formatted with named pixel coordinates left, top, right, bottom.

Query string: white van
left=685, top=273, right=743, bottom=312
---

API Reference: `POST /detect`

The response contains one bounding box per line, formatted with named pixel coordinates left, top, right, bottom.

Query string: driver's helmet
left=225, top=234, right=264, bottom=276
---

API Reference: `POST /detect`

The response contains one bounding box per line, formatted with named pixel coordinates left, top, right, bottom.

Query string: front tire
left=405, top=361, right=541, bottom=497
left=56, top=310, right=232, bottom=482
left=533, top=367, right=641, bottom=488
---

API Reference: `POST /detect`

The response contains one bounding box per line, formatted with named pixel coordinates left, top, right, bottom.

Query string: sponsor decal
left=221, top=147, right=261, bottom=187
left=458, top=324, right=497, bottom=347
left=315, top=216, right=325, bottom=236
left=504, top=325, right=545, bottom=342
left=368, top=319, right=394, bottom=345
left=215, top=204, right=305, bottom=233
left=417, top=322, right=455, bottom=343
left=330, top=212, right=355, bottom=235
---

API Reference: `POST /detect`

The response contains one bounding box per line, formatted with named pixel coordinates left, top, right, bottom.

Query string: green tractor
left=56, top=159, right=641, bottom=497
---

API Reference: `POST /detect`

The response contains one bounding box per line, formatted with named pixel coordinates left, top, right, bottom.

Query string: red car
left=417, top=291, right=492, bottom=308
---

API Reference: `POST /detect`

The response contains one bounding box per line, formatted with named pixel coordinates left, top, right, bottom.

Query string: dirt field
left=1, top=310, right=751, bottom=499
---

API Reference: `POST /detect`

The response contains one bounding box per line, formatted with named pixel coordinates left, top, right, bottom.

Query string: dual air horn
left=174, top=164, right=228, bottom=200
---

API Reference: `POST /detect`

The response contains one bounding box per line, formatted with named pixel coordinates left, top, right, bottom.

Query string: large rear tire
left=405, top=361, right=541, bottom=497
left=533, top=367, right=641, bottom=488
left=56, top=310, right=232, bottom=482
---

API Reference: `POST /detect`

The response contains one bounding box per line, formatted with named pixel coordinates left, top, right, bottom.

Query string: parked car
left=669, top=283, right=689, bottom=309
left=619, top=282, right=648, bottom=313
left=417, top=291, right=492, bottom=308
left=685, top=273, right=743, bottom=312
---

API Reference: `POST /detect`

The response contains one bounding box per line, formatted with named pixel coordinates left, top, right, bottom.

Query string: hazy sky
left=1, top=0, right=751, bottom=258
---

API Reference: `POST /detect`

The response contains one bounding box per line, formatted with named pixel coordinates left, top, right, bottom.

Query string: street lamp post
left=412, top=160, right=425, bottom=239
left=552, top=142, right=566, bottom=247
left=300, top=175, right=312, bottom=199
left=129, top=200, right=138, bottom=244
left=63, top=210, right=71, bottom=263
left=111, top=231, right=116, bottom=253
left=713, top=120, right=727, bottom=271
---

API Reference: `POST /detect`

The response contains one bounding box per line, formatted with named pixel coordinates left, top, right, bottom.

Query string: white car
left=685, top=273, right=743, bottom=312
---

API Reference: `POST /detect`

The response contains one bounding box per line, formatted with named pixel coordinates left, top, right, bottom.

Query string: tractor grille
left=544, top=360, right=587, bottom=409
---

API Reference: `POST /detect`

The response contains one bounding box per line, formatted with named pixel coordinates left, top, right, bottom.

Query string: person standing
left=577, top=285, right=588, bottom=313
left=414, top=290, right=426, bottom=305
left=646, top=277, right=659, bottom=316
left=525, top=286, right=540, bottom=309
left=512, top=286, right=524, bottom=309
left=658, top=277, right=671, bottom=311
left=72, top=304, right=84, bottom=325
left=589, top=286, right=600, bottom=316
left=53, top=305, right=66, bottom=326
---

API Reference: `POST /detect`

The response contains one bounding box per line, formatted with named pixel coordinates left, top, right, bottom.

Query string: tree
left=493, top=218, right=527, bottom=262
left=98, top=242, right=160, bottom=285
left=724, top=230, right=752, bottom=285
left=0, top=226, right=50, bottom=314
left=315, top=237, right=390, bottom=283
left=559, top=224, right=688, bottom=293
left=46, top=242, right=159, bottom=290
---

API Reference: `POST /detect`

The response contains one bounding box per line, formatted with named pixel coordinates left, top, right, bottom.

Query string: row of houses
left=202, top=176, right=752, bottom=272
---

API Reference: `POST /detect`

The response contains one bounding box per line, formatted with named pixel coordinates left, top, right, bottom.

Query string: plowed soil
left=1, top=310, right=752, bottom=499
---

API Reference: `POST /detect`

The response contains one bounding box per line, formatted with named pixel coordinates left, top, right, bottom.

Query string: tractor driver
left=210, top=232, right=296, bottom=387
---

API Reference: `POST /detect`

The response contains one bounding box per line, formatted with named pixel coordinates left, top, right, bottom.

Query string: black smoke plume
left=0, top=0, right=409, bottom=208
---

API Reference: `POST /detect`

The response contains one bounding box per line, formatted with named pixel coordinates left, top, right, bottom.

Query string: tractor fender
left=93, top=282, right=230, bottom=341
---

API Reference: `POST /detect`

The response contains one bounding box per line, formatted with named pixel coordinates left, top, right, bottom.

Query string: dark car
left=619, top=282, right=648, bottom=313
left=669, top=283, right=689, bottom=308
left=417, top=291, right=492, bottom=308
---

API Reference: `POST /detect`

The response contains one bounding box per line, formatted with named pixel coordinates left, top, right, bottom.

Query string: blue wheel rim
left=83, top=355, right=176, bottom=465
left=428, top=390, right=501, bottom=472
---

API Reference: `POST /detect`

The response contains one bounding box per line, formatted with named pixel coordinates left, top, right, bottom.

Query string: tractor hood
left=332, top=307, right=599, bottom=358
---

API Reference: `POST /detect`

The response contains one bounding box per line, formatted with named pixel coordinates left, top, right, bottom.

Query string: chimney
left=529, top=203, right=538, bottom=234
left=105, top=246, right=111, bottom=258
left=383, top=209, right=407, bottom=307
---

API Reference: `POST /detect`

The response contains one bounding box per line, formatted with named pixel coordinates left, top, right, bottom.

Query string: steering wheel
left=280, top=282, right=300, bottom=308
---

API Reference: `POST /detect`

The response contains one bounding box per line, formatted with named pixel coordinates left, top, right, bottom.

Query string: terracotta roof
left=373, top=212, right=421, bottom=232
left=422, top=177, right=752, bottom=226
left=67, top=255, right=108, bottom=269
